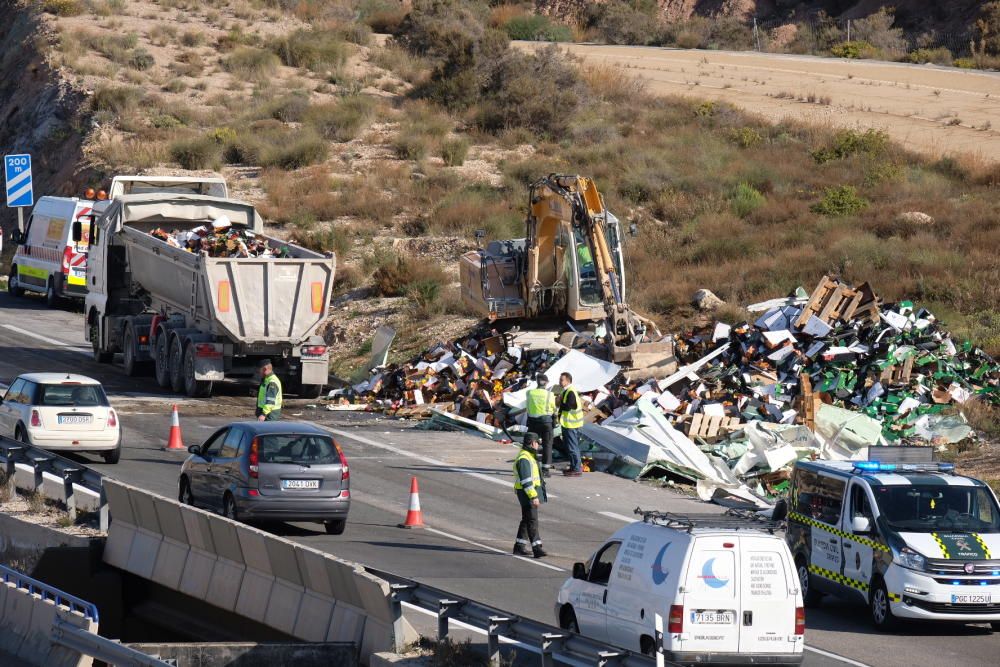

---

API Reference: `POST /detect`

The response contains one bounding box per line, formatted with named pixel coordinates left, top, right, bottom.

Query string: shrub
left=304, top=95, right=375, bottom=142
left=976, top=2, right=1000, bottom=55
left=170, top=135, right=222, bottom=170
left=261, top=91, right=311, bottom=122
left=589, top=1, right=658, bottom=46
left=811, top=128, right=889, bottom=163
left=852, top=8, right=908, bottom=59
left=91, top=85, right=144, bottom=114
left=730, top=182, right=765, bottom=218
left=43, top=0, right=82, bottom=15
left=503, top=14, right=572, bottom=42
left=728, top=127, right=764, bottom=149
left=270, top=29, right=349, bottom=73
left=811, top=185, right=868, bottom=216
left=264, top=130, right=329, bottom=169
left=830, top=40, right=877, bottom=59
left=370, top=252, right=447, bottom=298
left=393, top=131, right=431, bottom=161
left=905, top=47, right=953, bottom=66
left=224, top=47, right=280, bottom=82
left=357, top=0, right=409, bottom=33
left=128, top=48, right=155, bottom=71
left=441, top=138, right=470, bottom=166
left=179, top=30, right=206, bottom=47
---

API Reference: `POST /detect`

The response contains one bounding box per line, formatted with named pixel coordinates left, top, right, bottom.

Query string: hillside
left=0, top=0, right=997, bottom=389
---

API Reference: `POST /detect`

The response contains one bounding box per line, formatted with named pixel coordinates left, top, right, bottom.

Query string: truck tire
left=169, top=336, right=185, bottom=393
left=90, top=322, right=113, bottom=364
left=123, top=325, right=141, bottom=377
left=299, top=384, right=324, bottom=399
left=8, top=266, right=23, bottom=297
left=45, top=278, right=59, bottom=308
left=183, top=342, right=213, bottom=398
left=154, top=334, right=171, bottom=387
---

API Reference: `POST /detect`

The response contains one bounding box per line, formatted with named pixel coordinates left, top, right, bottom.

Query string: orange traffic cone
left=398, top=476, right=425, bottom=529
left=163, top=405, right=186, bottom=451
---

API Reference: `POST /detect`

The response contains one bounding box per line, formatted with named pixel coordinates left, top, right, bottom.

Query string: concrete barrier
left=0, top=574, right=96, bottom=667
left=103, top=479, right=400, bottom=664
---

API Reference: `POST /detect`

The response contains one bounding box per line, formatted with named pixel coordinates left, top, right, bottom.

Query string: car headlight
left=894, top=547, right=927, bottom=571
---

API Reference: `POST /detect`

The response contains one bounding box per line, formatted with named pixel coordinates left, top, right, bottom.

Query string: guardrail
left=376, top=569, right=661, bottom=667
left=0, top=435, right=107, bottom=529
left=0, top=563, right=171, bottom=667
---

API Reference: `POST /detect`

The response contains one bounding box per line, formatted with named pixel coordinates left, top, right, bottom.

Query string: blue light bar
left=856, top=461, right=955, bottom=473
left=855, top=461, right=896, bottom=472
left=937, top=463, right=955, bottom=472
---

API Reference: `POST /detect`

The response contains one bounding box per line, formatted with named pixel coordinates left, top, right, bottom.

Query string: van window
left=872, top=484, right=1000, bottom=534
left=46, top=218, right=66, bottom=244
left=588, top=542, right=620, bottom=586
left=747, top=551, right=788, bottom=599
left=687, top=550, right=736, bottom=599
left=850, top=485, right=875, bottom=526
left=794, top=469, right=846, bottom=526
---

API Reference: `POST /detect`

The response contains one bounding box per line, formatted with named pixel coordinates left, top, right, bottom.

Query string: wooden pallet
left=797, top=374, right=821, bottom=430
left=687, top=413, right=741, bottom=441
left=795, top=276, right=880, bottom=329
left=880, top=356, right=914, bottom=385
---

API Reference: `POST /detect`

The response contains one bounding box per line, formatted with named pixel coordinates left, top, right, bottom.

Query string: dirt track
left=521, top=43, right=1000, bottom=163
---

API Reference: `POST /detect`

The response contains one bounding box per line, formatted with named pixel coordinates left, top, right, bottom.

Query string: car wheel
left=45, top=278, right=59, bottom=308
left=183, top=343, right=213, bottom=398
left=223, top=494, right=239, bottom=522
left=154, top=333, right=171, bottom=388
left=14, top=425, right=29, bottom=445
left=168, top=336, right=185, bottom=393
left=179, top=477, right=195, bottom=506
left=90, top=322, right=113, bottom=364
left=102, top=445, right=121, bottom=465
left=870, top=579, right=897, bottom=631
left=560, top=607, right=580, bottom=634
left=797, top=556, right=823, bottom=608
left=8, top=266, right=23, bottom=298
left=324, top=519, right=347, bottom=535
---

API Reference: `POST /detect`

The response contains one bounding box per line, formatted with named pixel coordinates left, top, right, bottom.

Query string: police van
left=788, top=457, right=1000, bottom=630
left=7, top=196, right=108, bottom=306
left=556, top=509, right=804, bottom=664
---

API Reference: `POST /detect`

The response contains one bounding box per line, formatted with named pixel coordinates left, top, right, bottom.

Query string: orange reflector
left=311, top=282, right=324, bottom=313
left=218, top=281, right=231, bottom=312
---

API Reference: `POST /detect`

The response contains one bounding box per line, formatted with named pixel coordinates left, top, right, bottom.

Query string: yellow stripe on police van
left=972, top=533, right=992, bottom=559
left=789, top=512, right=890, bottom=552
left=931, top=532, right=950, bottom=559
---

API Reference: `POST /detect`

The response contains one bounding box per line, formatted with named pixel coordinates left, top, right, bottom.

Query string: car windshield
left=38, top=383, right=109, bottom=407
left=258, top=435, right=339, bottom=466
left=873, top=484, right=1000, bottom=533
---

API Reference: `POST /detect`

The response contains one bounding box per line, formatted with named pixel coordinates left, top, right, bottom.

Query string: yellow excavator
left=459, top=174, right=675, bottom=376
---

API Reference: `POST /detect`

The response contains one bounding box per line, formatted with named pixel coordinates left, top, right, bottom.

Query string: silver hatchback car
left=179, top=421, right=350, bottom=534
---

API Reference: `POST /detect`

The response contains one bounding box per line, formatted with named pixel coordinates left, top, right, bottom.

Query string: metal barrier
left=375, top=569, right=661, bottom=667
left=0, top=435, right=107, bottom=529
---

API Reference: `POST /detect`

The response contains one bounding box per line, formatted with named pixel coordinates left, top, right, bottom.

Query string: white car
left=0, top=373, right=121, bottom=463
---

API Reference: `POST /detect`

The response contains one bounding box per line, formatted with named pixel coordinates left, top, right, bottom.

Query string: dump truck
left=460, top=174, right=674, bottom=375
left=83, top=193, right=335, bottom=398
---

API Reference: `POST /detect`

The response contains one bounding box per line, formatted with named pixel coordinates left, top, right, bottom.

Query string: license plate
left=282, top=479, right=319, bottom=490
left=58, top=415, right=92, bottom=424
left=692, top=611, right=735, bottom=624
left=951, top=594, right=991, bottom=604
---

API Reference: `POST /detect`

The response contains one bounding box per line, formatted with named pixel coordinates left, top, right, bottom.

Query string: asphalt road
left=1, top=290, right=997, bottom=666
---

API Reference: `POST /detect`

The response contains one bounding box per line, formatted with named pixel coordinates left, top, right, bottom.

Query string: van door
left=738, top=537, right=799, bottom=656
left=571, top=541, right=620, bottom=641
left=797, top=472, right=846, bottom=582
left=842, top=481, right=878, bottom=595
left=679, top=542, right=740, bottom=656
left=17, top=212, right=51, bottom=291
left=65, top=203, right=93, bottom=292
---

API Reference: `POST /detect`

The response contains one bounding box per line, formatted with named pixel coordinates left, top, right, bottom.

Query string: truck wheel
left=123, top=326, right=140, bottom=377
left=90, top=322, right=113, bottom=364
left=183, top=343, right=213, bottom=398
left=8, top=266, right=23, bottom=297
left=169, top=336, right=185, bottom=393
left=299, top=384, right=324, bottom=399
left=154, top=334, right=171, bottom=387
left=45, top=278, right=60, bottom=308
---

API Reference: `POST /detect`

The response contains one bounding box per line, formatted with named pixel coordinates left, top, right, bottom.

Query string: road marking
left=1, top=324, right=90, bottom=352
left=804, top=645, right=872, bottom=667
left=425, top=527, right=565, bottom=572
left=598, top=511, right=634, bottom=523
left=323, top=427, right=510, bottom=488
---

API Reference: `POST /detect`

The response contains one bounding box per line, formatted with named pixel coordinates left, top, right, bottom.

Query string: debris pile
left=148, top=217, right=293, bottom=258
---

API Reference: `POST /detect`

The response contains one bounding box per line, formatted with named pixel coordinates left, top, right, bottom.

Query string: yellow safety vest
left=257, top=373, right=283, bottom=414
left=559, top=386, right=584, bottom=429
left=513, top=449, right=541, bottom=499
left=526, top=388, right=556, bottom=418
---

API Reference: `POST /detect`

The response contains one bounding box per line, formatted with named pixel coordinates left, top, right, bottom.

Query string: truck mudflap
left=191, top=341, right=225, bottom=381
left=300, top=358, right=329, bottom=385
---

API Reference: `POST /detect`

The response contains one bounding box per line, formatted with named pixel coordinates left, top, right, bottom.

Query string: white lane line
left=804, top=645, right=872, bottom=667
left=598, top=511, right=635, bottom=523
left=425, top=526, right=566, bottom=573
left=323, top=427, right=510, bottom=488
left=2, top=324, right=91, bottom=352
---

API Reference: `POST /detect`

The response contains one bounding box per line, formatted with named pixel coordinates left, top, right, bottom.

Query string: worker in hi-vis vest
left=255, top=359, right=283, bottom=421
left=525, top=373, right=556, bottom=477
left=513, top=432, right=547, bottom=558
left=557, top=371, right=584, bottom=476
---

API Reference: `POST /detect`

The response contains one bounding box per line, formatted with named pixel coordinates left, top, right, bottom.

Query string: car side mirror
left=188, top=445, right=202, bottom=455
left=572, top=562, right=587, bottom=580
left=11, top=230, right=24, bottom=245
left=71, top=221, right=82, bottom=243
left=772, top=498, right=788, bottom=523
left=852, top=516, right=871, bottom=534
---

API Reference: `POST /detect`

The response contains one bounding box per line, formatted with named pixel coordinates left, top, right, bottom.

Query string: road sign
left=4, top=154, right=33, bottom=208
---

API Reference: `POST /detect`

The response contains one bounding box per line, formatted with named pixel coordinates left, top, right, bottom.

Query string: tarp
left=544, top=350, right=621, bottom=392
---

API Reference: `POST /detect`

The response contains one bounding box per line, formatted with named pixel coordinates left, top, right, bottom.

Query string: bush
left=852, top=8, right=907, bottom=59
left=589, top=1, right=658, bottom=45
left=730, top=182, right=765, bottom=218
left=261, top=91, right=311, bottom=122
left=393, top=131, right=431, bottom=161
left=128, top=48, right=155, bottom=71
left=43, top=0, right=82, bottom=15
left=91, top=85, right=144, bottom=115
left=976, top=2, right=1000, bottom=56
left=830, top=40, right=877, bottom=59
left=906, top=47, right=953, bottom=65
left=811, top=128, right=889, bottom=163
left=370, top=252, right=447, bottom=298
left=224, top=47, right=280, bottom=81
left=441, top=138, right=470, bottom=166
left=503, top=14, right=572, bottom=42
left=811, top=185, right=868, bottom=216
left=170, top=136, right=222, bottom=170
left=304, top=95, right=375, bottom=142
left=264, top=130, right=329, bottom=169
left=728, top=127, right=764, bottom=149
left=270, top=29, right=349, bottom=73
left=179, top=30, right=206, bottom=47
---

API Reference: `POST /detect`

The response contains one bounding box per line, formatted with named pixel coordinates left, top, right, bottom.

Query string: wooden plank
left=704, top=415, right=722, bottom=439
left=817, top=284, right=847, bottom=322
left=688, top=413, right=703, bottom=437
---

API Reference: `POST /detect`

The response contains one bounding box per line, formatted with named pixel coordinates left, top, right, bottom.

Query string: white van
left=7, top=196, right=108, bottom=306
left=556, top=510, right=804, bottom=665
